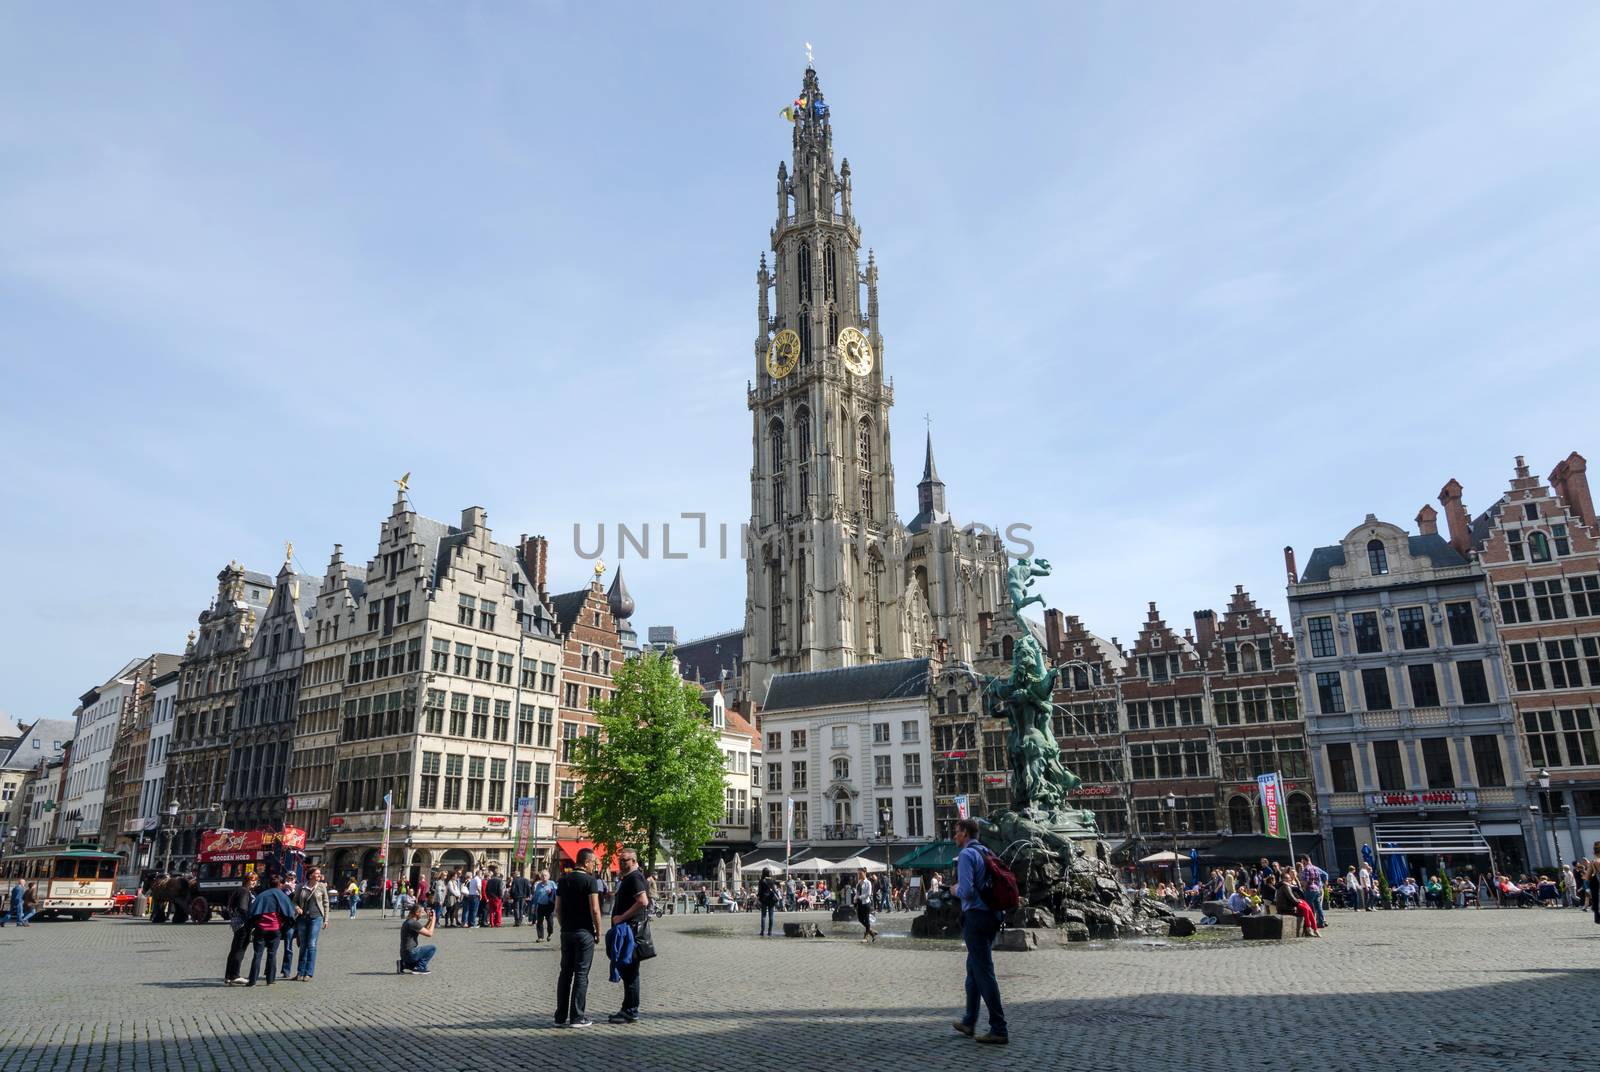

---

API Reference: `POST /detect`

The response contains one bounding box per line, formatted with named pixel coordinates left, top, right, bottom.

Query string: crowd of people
left=0, top=878, right=39, bottom=926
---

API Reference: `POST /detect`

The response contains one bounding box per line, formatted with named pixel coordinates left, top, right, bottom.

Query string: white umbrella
left=739, top=857, right=784, bottom=873
left=1138, top=850, right=1183, bottom=864
left=786, top=858, right=832, bottom=874
left=833, top=855, right=887, bottom=872
left=732, top=852, right=744, bottom=893
left=715, top=857, right=728, bottom=889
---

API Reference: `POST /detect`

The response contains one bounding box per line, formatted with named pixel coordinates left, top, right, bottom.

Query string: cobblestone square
left=3, top=906, right=1596, bottom=1070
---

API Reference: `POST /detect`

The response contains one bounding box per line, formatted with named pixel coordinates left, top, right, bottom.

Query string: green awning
left=895, top=840, right=959, bottom=870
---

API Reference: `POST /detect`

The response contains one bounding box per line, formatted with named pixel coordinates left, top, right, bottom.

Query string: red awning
left=556, top=840, right=619, bottom=872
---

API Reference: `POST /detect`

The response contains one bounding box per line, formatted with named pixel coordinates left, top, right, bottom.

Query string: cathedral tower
left=745, top=66, right=896, bottom=701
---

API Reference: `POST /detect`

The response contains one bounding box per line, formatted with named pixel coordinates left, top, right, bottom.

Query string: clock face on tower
left=837, top=325, right=873, bottom=377
left=766, top=329, right=801, bottom=379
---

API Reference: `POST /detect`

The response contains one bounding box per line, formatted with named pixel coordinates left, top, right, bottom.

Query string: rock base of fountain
left=911, top=809, right=1180, bottom=941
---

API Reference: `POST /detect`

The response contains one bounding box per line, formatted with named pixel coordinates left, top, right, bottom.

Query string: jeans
left=463, top=895, right=480, bottom=927
left=512, top=896, right=526, bottom=926
left=280, top=924, right=295, bottom=974
left=556, top=929, right=596, bottom=1023
left=615, top=957, right=640, bottom=1017
left=961, top=909, right=1006, bottom=1037
left=296, top=915, right=323, bottom=977
left=248, top=929, right=282, bottom=984
left=1310, top=894, right=1326, bottom=927
left=536, top=904, right=555, bottom=940
left=403, top=943, right=437, bottom=972
left=224, top=924, right=252, bottom=980
left=759, top=904, right=776, bottom=935
left=348, top=898, right=358, bottom=919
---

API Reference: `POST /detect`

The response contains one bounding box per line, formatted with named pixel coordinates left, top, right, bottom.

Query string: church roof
left=763, top=658, right=932, bottom=712
left=672, top=629, right=744, bottom=685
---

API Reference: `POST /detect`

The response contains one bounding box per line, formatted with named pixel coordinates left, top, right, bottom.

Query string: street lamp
left=1166, top=793, right=1178, bottom=884
left=879, top=806, right=894, bottom=907
left=161, top=800, right=179, bottom=874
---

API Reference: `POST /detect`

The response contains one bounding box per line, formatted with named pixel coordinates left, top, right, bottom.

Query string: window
left=558, top=780, right=576, bottom=821
left=1457, top=661, right=1491, bottom=705
left=516, top=704, right=535, bottom=745
left=1545, top=639, right=1582, bottom=688
left=419, top=752, right=440, bottom=808
left=1529, top=531, right=1552, bottom=562
left=479, top=600, right=497, bottom=631
left=497, top=651, right=514, bottom=684
left=900, top=720, right=919, bottom=743
left=1315, top=671, right=1345, bottom=714
left=766, top=762, right=782, bottom=791
left=464, top=756, right=485, bottom=810
left=443, top=754, right=464, bottom=809
left=872, top=722, right=889, bottom=745
left=493, top=699, right=511, bottom=742
left=831, top=725, right=848, bottom=748
left=1509, top=643, right=1545, bottom=691
left=1308, top=617, right=1336, bottom=658
left=1407, top=664, right=1441, bottom=707
left=1532, top=579, right=1569, bottom=621
left=903, top=754, right=922, bottom=786
left=1508, top=530, right=1524, bottom=561
left=791, top=730, right=807, bottom=750
left=1352, top=612, right=1382, bottom=654
left=448, top=693, right=468, bottom=736
left=1397, top=607, right=1429, bottom=650
left=1361, top=668, right=1392, bottom=711
left=1270, top=687, right=1298, bottom=721
left=540, top=662, right=557, bottom=692
left=1570, top=576, right=1600, bottom=617
left=564, top=683, right=579, bottom=707
left=1420, top=737, right=1455, bottom=788
left=533, top=762, right=552, bottom=813
left=1470, top=735, right=1505, bottom=787
left=1445, top=601, right=1478, bottom=645
left=831, top=757, right=850, bottom=782
left=1327, top=742, right=1358, bottom=793
left=471, top=696, right=490, bottom=738
left=537, top=707, right=554, bottom=748
left=488, top=758, right=506, bottom=812
left=874, top=754, right=892, bottom=787
left=791, top=800, right=809, bottom=838
left=458, top=594, right=476, bottom=625
left=1214, top=691, right=1239, bottom=725
left=790, top=761, right=808, bottom=790
left=1367, top=540, right=1389, bottom=576
left=1372, top=740, right=1405, bottom=790
left=1130, top=740, right=1211, bottom=779
left=1497, top=584, right=1532, bottom=624
left=431, top=638, right=450, bottom=672
left=454, top=643, right=472, bottom=677
left=767, top=731, right=782, bottom=752
left=904, top=795, right=924, bottom=837
left=476, top=648, right=493, bottom=680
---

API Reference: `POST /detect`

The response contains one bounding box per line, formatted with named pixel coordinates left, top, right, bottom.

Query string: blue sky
left=4, top=3, right=1600, bottom=718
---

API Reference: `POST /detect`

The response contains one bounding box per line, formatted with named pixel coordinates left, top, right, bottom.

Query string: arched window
left=769, top=418, right=785, bottom=470
left=1228, top=795, right=1255, bottom=834
left=795, top=550, right=806, bottom=611
left=798, top=308, right=811, bottom=364
left=1288, top=793, right=1314, bottom=833
left=832, top=757, right=850, bottom=782
left=824, top=241, right=837, bottom=300
left=868, top=552, right=884, bottom=654
left=797, top=241, right=812, bottom=303
left=795, top=407, right=811, bottom=464
left=857, top=418, right=871, bottom=468
left=768, top=559, right=783, bottom=656
left=1367, top=540, right=1389, bottom=576
left=1002, top=635, right=1014, bottom=662
left=1529, top=531, right=1552, bottom=562
left=1240, top=643, right=1258, bottom=673
left=828, top=305, right=838, bottom=345
left=772, top=477, right=785, bottom=522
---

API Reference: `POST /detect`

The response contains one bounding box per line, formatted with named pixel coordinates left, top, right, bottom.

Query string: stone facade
left=550, top=577, right=626, bottom=860
left=167, top=564, right=274, bottom=867
left=1287, top=513, right=1535, bottom=874
left=1468, top=452, right=1600, bottom=868
left=742, top=67, right=1009, bottom=706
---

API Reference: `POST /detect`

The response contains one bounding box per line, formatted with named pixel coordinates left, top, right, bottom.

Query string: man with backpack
left=951, top=817, right=1009, bottom=1045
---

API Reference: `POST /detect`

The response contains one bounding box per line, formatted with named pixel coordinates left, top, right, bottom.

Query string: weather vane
left=284, top=539, right=294, bottom=563
left=594, top=560, right=607, bottom=580
left=395, top=471, right=410, bottom=494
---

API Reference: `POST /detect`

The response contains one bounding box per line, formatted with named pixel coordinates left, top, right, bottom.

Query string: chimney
left=519, top=534, right=549, bottom=597
left=1438, top=479, right=1472, bottom=555
left=1193, top=609, right=1217, bottom=651
left=1283, top=546, right=1298, bottom=584
left=1044, top=608, right=1065, bottom=657
left=1551, top=452, right=1597, bottom=531
left=1415, top=504, right=1438, bottom=537
left=461, top=506, right=488, bottom=541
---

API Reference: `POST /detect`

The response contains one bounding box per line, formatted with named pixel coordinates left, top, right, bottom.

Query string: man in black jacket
left=222, top=872, right=259, bottom=986
left=510, top=869, right=533, bottom=927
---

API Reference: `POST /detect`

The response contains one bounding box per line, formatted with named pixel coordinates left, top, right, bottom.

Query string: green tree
left=566, top=650, right=728, bottom=872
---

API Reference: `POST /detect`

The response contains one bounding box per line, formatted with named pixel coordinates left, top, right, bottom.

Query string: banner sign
left=954, top=795, right=969, bottom=819
left=197, top=827, right=308, bottom=858
left=378, top=791, right=393, bottom=862
left=785, top=796, right=794, bottom=865
left=514, top=797, right=534, bottom=861
left=1365, top=790, right=1477, bottom=809
left=1257, top=772, right=1289, bottom=840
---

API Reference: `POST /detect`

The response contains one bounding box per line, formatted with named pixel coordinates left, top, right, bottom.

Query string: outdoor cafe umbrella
left=1138, top=850, right=1184, bottom=864
left=732, top=852, right=744, bottom=893
left=715, top=857, right=727, bottom=890
left=1383, top=849, right=1410, bottom=888
left=832, top=855, right=887, bottom=872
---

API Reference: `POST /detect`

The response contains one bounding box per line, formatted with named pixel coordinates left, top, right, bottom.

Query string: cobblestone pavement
left=2, top=905, right=1596, bottom=1070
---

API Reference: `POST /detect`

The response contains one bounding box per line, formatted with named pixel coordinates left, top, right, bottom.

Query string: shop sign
left=486, top=815, right=508, bottom=827
left=1068, top=785, right=1119, bottom=797
left=1365, top=790, right=1477, bottom=809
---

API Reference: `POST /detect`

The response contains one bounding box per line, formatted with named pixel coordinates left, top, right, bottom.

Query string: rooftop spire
left=922, top=425, right=941, bottom=484
left=914, top=426, right=947, bottom=525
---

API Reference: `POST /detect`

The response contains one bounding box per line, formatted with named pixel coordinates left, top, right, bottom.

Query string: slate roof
left=672, top=629, right=745, bottom=685
left=550, top=589, right=591, bottom=634
left=1298, top=533, right=1469, bottom=583
left=1, top=718, right=76, bottom=770
left=763, top=658, right=932, bottom=712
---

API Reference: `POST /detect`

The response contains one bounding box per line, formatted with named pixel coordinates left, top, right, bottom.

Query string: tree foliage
left=566, top=650, right=728, bottom=872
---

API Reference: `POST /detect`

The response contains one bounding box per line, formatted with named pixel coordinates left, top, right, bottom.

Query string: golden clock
left=837, top=325, right=873, bottom=377
left=766, top=329, right=801, bottom=379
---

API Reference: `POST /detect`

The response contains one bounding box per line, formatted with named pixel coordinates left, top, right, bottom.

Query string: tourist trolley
left=193, top=826, right=307, bottom=920
left=0, top=846, right=120, bottom=920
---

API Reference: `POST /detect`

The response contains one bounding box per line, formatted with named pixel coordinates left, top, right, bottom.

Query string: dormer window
left=1152, top=636, right=1162, bottom=648
left=1554, top=524, right=1570, bottom=556
left=1529, top=531, right=1552, bottom=562
left=1367, top=540, right=1389, bottom=576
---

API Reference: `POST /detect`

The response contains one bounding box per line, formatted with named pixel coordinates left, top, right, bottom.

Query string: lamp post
left=1166, top=792, right=1178, bottom=885
left=161, top=800, right=178, bottom=874
left=1537, top=768, right=1562, bottom=872
left=879, top=806, right=894, bottom=907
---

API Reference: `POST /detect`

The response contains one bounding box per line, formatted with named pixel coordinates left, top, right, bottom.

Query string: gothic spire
left=922, top=427, right=942, bottom=484
left=913, top=427, right=947, bottom=528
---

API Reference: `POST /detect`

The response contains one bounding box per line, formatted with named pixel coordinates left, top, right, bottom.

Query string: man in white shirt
left=1357, top=864, right=1375, bottom=911
left=466, top=871, right=485, bottom=928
